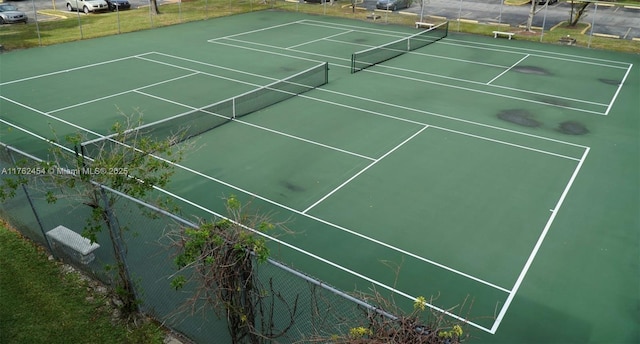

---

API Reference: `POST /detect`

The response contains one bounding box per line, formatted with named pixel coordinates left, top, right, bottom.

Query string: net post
left=351, top=54, right=356, bottom=74
left=232, top=98, right=236, bottom=119
left=324, top=62, right=329, bottom=84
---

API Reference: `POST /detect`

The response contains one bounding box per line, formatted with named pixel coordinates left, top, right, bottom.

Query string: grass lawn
left=0, top=221, right=165, bottom=344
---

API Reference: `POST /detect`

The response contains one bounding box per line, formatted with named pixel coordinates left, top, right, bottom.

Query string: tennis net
left=80, top=62, right=329, bottom=160
left=350, top=21, right=449, bottom=73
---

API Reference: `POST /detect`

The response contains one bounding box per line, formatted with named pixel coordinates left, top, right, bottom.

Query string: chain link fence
left=2, top=0, right=638, bottom=51
left=0, top=140, right=394, bottom=343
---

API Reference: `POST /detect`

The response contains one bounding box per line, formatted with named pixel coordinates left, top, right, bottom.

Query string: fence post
left=99, top=186, right=140, bottom=312
left=6, top=147, right=54, bottom=254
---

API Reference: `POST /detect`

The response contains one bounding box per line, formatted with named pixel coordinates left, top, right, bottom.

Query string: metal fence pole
left=588, top=2, right=597, bottom=48
left=30, top=0, right=42, bottom=46
left=99, top=186, right=140, bottom=311
left=457, top=0, right=463, bottom=31
left=5, top=147, right=53, bottom=254
left=540, top=1, right=549, bottom=42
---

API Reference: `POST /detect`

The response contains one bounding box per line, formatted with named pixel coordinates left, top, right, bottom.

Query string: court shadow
left=491, top=295, right=592, bottom=344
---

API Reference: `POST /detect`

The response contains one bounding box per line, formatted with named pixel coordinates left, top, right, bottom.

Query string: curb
left=593, top=32, right=620, bottom=39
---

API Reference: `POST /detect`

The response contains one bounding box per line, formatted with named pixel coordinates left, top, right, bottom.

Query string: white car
left=66, top=0, right=108, bottom=13
left=0, top=4, right=28, bottom=24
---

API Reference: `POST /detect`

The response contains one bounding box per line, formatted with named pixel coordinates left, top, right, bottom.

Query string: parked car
left=66, top=0, right=108, bottom=13
left=535, top=0, right=558, bottom=4
left=0, top=4, right=28, bottom=24
left=376, top=0, right=411, bottom=11
left=104, top=0, right=131, bottom=11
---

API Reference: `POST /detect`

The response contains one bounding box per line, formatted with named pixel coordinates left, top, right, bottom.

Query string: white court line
left=324, top=37, right=506, bottom=69
left=235, top=119, right=375, bottom=161
left=148, top=185, right=496, bottom=334
left=1, top=96, right=97, bottom=136
left=605, top=63, right=634, bottom=116
left=310, top=87, right=588, bottom=150
left=434, top=126, right=580, bottom=161
left=487, top=54, right=530, bottom=85
left=322, top=37, right=607, bottom=108
left=133, top=89, right=376, bottom=161
left=298, top=19, right=407, bottom=38
left=207, top=20, right=303, bottom=42
left=490, top=147, right=590, bottom=334
left=362, top=67, right=607, bottom=115
left=147, top=51, right=588, bottom=155
left=137, top=54, right=583, bottom=163
left=0, top=118, right=76, bottom=155
left=294, top=91, right=581, bottom=161
left=300, top=19, right=630, bottom=68
left=303, top=125, right=429, bottom=213
left=288, top=30, right=353, bottom=49
left=48, top=73, right=200, bottom=114
left=220, top=37, right=351, bottom=63
left=0, top=53, right=154, bottom=86
left=442, top=37, right=632, bottom=68
left=213, top=37, right=609, bottom=114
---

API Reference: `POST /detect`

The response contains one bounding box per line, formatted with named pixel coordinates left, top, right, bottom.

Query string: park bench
left=493, top=31, right=515, bottom=40
left=46, top=225, right=100, bottom=264
left=415, top=22, right=435, bottom=29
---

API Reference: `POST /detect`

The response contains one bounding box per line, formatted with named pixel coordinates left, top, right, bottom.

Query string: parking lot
left=364, top=0, right=640, bottom=40
left=0, top=0, right=172, bottom=22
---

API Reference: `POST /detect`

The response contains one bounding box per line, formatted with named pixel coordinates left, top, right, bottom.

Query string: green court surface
left=1, top=10, right=638, bottom=343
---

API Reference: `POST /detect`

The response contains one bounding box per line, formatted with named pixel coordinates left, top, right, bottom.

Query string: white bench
left=46, top=225, right=100, bottom=264
left=493, top=31, right=515, bottom=40
left=415, top=22, right=435, bottom=29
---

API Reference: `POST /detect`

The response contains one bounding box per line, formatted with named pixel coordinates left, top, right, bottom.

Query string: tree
left=568, top=0, right=590, bottom=27
left=150, top=0, right=160, bottom=14
left=167, top=196, right=296, bottom=343
left=1, top=113, right=189, bottom=316
left=302, top=287, right=471, bottom=343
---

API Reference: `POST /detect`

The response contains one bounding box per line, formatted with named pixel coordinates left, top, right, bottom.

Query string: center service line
left=302, top=125, right=429, bottom=214
left=486, top=54, right=530, bottom=85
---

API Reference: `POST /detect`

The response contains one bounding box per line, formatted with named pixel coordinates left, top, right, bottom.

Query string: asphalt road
left=4, top=0, right=640, bottom=40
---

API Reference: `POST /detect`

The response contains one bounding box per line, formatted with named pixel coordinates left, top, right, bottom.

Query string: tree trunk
left=150, top=0, right=160, bottom=14
left=569, top=1, right=590, bottom=27
left=525, top=1, right=537, bottom=32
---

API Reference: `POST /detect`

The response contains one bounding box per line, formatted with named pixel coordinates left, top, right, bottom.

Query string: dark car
left=536, top=0, right=558, bottom=4
left=105, top=0, right=131, bottom=11
left=376, top=0, right=411, bottom=11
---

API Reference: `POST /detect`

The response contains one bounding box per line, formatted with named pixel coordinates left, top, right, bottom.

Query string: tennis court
left=1, top=10, right=638, bottom=343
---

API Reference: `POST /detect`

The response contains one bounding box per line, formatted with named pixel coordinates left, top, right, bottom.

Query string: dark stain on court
left=281, top=181, right=305, bottom=192
left=512, top=66, right=553, bottom=76
left=599, top=78, right=620, bottom=86
left=497, top=109, right=541, bottom=127
left=558, top=121, right=589, bottom=135
left=536, top=96, right=570, bottom=107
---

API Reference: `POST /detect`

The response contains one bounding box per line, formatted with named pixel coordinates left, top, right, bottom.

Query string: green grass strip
left=0, top=222, right=164, bottom=344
